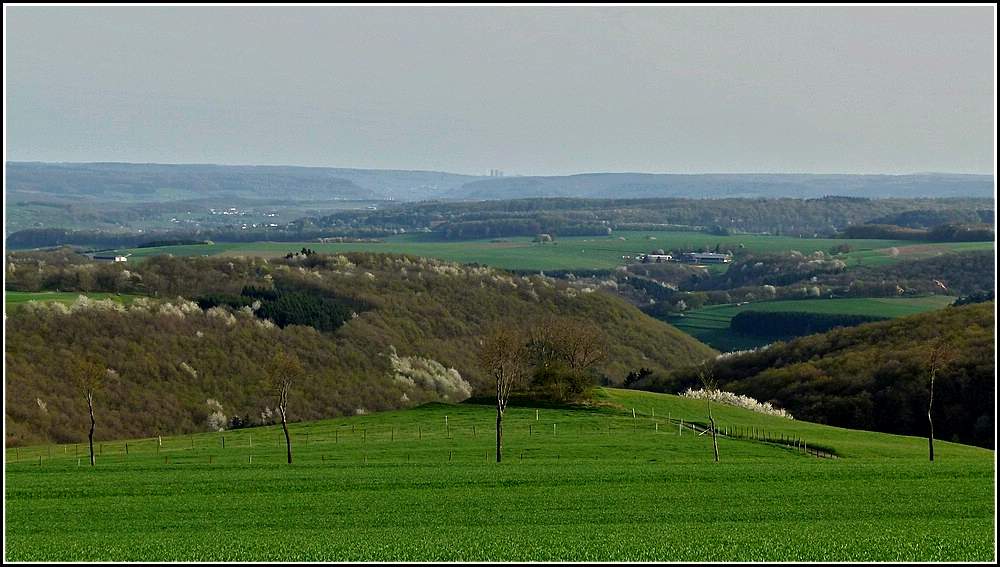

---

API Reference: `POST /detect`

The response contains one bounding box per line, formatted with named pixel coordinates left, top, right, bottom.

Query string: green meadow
left=114, top=231, right=993, bottom=272
left=5, top=388, right=994, bottom=562
left=667, top=295, right=959, bottom=352
left=3, top=291, right=144, bottom=308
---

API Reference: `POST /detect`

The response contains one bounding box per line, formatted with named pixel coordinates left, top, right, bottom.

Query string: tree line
left=6, top=196, right=993, bottom=249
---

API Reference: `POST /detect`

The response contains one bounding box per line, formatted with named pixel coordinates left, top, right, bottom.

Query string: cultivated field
left=115, top=231, right=995, bottom=272
left=4, top=291, right=144, bottom=308
left=667, top=295, right=959, bottom=352
left=4, top=388, right=994, bottom=562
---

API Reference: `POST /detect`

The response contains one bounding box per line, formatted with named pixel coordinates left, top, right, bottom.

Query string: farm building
left=685, top=252, right=731, bottom=263
left=88, top=253, right=129, bottom=263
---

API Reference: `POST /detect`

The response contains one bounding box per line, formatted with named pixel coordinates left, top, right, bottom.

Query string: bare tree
left=528, top=315, right=609, bottom=372
left=479, top=323, right=530, bottom=462
left=264, top=351, right=304, bottom=464
left=696, top=360, right=720, bottom=463
left=920, top=338, right=956, bottom=462
left=72, top=358, right=111, bottom=466
left=526, top=315, right=609, bottom=401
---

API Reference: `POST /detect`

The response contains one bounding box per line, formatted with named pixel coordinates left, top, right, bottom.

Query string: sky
left=3, top=4, right=996, bottom=177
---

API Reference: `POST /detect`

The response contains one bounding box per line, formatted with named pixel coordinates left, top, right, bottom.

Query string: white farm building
left=685, top=252, right=731, bottom=263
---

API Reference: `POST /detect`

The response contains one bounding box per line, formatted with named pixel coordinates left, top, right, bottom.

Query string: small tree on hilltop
left=696, top=360, right=720, bottom=463
left=526, top=315, right=609, bottom=403
left=920, top=337, right=956, bottom=462
left=264, top=351, right=305, bottom=464
left=71, top=357, right=112, bottom=466
left=479, top=322, right=530, bottom=463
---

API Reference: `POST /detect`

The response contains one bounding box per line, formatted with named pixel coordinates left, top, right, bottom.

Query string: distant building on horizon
left=685, top=252, right=731, bottom=263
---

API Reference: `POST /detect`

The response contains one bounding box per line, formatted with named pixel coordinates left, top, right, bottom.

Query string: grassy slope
left=4, top=388, right=994, bottom=562
left=667, top=295, right=958, bottom=352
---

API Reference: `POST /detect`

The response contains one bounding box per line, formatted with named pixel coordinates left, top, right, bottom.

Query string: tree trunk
left=280, top=407, right=292, bottom=464
left=928, top=375, right=935, bottom=462
left=710, top=411, right=719, bottom=463
left=927, top=408, right=934, bottom=462
left=87, top=396, right=96, bottom=466
left=496, top=405, right=503, bottom=463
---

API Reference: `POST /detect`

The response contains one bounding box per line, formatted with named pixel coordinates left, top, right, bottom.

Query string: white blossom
left=679, top=388, right=794, bottom=419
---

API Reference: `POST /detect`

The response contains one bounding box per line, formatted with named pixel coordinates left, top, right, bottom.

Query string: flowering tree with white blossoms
left=679, top=388, right=794, bottom=420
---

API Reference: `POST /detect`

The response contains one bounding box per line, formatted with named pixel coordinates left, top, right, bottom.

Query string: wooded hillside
left=633, top=302, right=995, bottom=449
left=4, top=252, right=716, bottom=447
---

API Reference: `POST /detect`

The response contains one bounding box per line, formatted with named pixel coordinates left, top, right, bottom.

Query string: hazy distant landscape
left=5, top=162, right=994, bottom=236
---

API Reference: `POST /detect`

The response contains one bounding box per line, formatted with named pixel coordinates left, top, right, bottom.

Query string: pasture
left=4, top=388, right=995, bottom=562
left=666, top=295, right=959, bottom=352
left=3, top=291, right=142, bottom=308
left=114, top=231, right=994, bottom=272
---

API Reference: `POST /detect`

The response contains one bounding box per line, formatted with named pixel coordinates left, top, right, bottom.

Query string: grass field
left=4, top=388, right=995, bottom=562
left=3, top=291, right=144, bottom=308
left=666, top=295, right=959, bottom=352
left=114, top=232, right=993, bottom=272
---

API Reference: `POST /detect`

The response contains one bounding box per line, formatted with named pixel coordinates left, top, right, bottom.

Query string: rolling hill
left=3, top=251, right=717, bottom=447
left=633, top=301, right=995, bottom=449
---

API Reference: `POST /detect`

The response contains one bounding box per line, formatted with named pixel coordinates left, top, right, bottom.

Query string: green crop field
left=4, top=388, right=994, bottom=562
left=114, top=232, right=992, bottom=272
left=666, top=296, right=960, bottom=352
left=3, top=291, right=146, bottom=308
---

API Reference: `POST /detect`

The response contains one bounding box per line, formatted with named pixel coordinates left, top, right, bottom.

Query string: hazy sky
left=4, top=4, right=996, bottom=176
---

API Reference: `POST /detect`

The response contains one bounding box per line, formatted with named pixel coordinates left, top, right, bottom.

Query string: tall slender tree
left=264, top=351, right=305, bottom=464
left=920, top=338, right=955, bottom=462
left=696, top=360, right=720, bottom=463
left=479, top=323, right=530, bottom=463
left=72, top=358, right=111, bottom=466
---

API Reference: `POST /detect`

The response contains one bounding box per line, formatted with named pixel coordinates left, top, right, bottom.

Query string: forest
left=633, top=302, right=994, bottom=449
left=4, top=251, right=717, bottom=447
left=5, top=195, right=994, bottom=249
